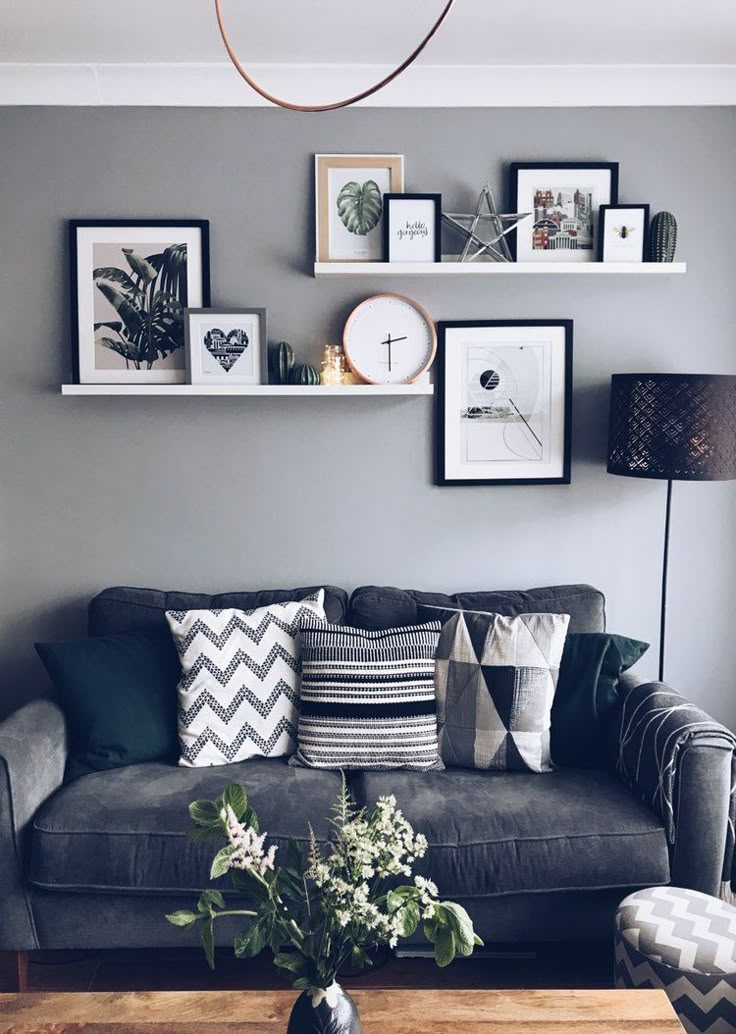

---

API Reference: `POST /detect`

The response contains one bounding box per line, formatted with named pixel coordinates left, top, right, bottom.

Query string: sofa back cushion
left=348, top=584, right=605, bottom=634
left=89, top=584, right=349, bottom=637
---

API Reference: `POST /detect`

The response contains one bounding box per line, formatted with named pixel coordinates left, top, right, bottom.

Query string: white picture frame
left=185, top=308, right=266, bottom=385
left=315, top=154, right=404, bottom=263
left=70, top=220, right=209, bottom=384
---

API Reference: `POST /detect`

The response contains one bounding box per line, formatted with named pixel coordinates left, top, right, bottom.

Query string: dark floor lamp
left=607, top=373, right=736, bottom=681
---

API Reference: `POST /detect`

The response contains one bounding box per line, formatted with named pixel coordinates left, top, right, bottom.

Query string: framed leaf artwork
left=315, top=154, right=404, bottom=263
left=70, top=219, right=210, bottom=383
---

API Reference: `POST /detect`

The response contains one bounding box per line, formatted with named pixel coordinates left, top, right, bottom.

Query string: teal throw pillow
left=35, top=630, right=181, bottom=781
left=550, top=633, right=649, bottom=769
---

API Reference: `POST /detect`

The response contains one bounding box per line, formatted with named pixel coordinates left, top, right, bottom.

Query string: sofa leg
left=0, top=951, right=28, bottom=992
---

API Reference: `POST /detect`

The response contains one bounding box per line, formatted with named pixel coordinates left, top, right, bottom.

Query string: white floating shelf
left=314, top=260, right=687, bottom=278
left=60, top=383, right=434, bottom=397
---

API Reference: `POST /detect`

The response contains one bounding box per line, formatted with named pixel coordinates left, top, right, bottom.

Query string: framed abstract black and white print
left=185, top=308, right=267, bottom=385
left=508, top=163, right=618, bottom=262
left=70, top=219, right=210, bottom=383
left=436, top=320, right=573, bottom=486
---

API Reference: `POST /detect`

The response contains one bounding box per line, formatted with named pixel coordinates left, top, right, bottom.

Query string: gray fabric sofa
left=1, top=582, right=732, bottom=984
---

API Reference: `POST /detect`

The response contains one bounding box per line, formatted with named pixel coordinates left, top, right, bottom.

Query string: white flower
left=224, top=806, right=277, bottom=876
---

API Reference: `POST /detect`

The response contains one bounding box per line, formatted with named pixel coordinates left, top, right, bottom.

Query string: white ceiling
left=1, top=0, right=735, bottom=66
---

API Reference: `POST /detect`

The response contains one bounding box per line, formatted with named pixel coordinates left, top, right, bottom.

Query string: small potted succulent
left=167, top=781, right=482, bottom=1033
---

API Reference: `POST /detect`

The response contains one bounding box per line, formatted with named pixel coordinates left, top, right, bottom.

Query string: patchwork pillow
left=434, top=611, right=569, bottom=773
left=290, top=619, right=444, bottom=771
left=166, top=589, right=326, bottom=767
left=551, top=632, right=649, bottom=768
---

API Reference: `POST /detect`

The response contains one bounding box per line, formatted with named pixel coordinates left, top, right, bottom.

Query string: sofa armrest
left=616, top=680, right=734, bottom=897
left=0, top=699, right=67, bottom=949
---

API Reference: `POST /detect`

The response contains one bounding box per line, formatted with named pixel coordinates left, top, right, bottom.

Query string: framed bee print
left=436, top=319, right=573, bottom=486
left=598, top=204, right=649, bottom=262
left=508, top=162, right=619, bottom=262
left=315, top=154, right=404, bottom=263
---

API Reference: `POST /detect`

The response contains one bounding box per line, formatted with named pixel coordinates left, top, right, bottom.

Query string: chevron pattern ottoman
left=615, top=887, right=736, bottom=1033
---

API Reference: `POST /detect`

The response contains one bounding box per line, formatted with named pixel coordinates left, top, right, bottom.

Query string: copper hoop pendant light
left=214, top=0, right=457, bottom=112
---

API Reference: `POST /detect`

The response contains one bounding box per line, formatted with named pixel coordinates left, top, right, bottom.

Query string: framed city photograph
left=598, top=204, right=649, bottom=263
left=436, top=320, right=573, bottom=486
left=383, top=193, right=442, bottom=263
left=508, top=163, right=618, bottom=262
left=315, top=154, right=404, bottom=262
left=70, top=219, right=210, bottom=383
left=185, top=308, right=266, bottom=386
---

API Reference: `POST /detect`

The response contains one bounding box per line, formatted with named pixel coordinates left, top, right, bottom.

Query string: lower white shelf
left=60, top=383, right=434, bottom=397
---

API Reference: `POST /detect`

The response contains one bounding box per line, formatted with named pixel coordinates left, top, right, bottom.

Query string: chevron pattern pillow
left=290, top=618, right=444, bottom=771
left=166, top=589, right=326, bottom=767
left=434, top=610, right=569, bottom=773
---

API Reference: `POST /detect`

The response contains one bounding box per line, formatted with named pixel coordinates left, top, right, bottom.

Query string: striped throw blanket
left=617, top=682, right=736, bottom=891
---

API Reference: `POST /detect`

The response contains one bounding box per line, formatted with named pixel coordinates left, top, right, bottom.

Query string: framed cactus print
left=315, top=154, right=404, bottom=263
left=70, top=219, right=210, bottom=383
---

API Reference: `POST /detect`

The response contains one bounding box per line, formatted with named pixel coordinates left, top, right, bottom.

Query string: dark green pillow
left=35, top=630, right=181, bottom=781
left=550, top=633, right=649, bottom=769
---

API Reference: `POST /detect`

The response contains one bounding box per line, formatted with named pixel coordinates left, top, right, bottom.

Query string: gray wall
left=1, top=106, right=735, bottom=726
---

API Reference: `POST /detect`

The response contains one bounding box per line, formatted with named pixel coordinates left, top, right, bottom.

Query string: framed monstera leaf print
left=70, top=219, right=210, bottom=383
left=315, top=154, right=404, bottom=262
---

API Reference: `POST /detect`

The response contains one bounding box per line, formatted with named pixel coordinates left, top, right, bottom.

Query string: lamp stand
left=659, top=479, right=673, bottom=682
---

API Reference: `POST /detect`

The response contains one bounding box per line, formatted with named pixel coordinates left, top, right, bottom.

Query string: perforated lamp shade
left=607, top=373, right=736, bottom=482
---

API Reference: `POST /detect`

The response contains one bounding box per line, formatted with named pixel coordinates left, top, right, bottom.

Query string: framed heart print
left=315, top=154, right=404, bottom=262
left=185, top=308, right=266, bottom=385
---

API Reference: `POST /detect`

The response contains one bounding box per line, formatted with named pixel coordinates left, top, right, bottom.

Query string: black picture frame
left=382, top=194, right=442, bottom=263
left=597, top=204, right=650, bottom=262
left=69, top=219, right=210, bottom=383
left=507, top=162, right=619, bottom=262
left=436, top=319, right=573, bottom=486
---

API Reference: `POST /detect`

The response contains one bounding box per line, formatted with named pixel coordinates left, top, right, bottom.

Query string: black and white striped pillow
left=289, top=619, right=444, bottom=771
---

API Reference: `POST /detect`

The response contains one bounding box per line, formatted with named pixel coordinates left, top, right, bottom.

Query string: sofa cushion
left=348, top=584, right=605, bottom=634
left=351, top=768, right=669, bottom=898
left=89, top=585, right=348, bottom=637
left=29, top=759, right=343, bottom=894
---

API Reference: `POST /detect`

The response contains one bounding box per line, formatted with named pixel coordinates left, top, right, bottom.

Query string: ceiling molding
left=1, top=62, right=735, bottom=107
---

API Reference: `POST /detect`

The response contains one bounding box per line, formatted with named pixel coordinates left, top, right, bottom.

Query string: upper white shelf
left=314, top=260, right=687, bottom=278
left=60, top=383, right=434, bottom=397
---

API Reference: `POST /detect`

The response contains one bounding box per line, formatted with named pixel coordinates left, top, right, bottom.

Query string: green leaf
left=200, top=917, right=215, bottom=970
left=189, top=799, right=222, bottom=829
left=438, top=902, right=476, bottom=957
left=234, top=923, right=266, bottom=959
left=165, top=910, right=198, bottom=927
left=434, top=925, right=456, bottom=968
left=242, top=805, right=260, bottom=834
left=187, top=824, right=224, bottom=844
left=221, top=784, right=248, bottom=820
left=423, top=922, right=437, bottom=945
left=293, top=977, right=312, bottom=991
left=396, top=900, right=420, bottom=939
left=210, top=844, right=237, bottom=880
left=336, top=179, right=383, bottom=236
left=387, top=886, right=417, bottom=913
left=273, top=953, right=308, bottom=975
left=197, top=889, right=225, bottom=914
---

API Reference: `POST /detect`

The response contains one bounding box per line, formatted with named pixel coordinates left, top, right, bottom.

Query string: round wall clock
left=343, top=293, right=437, bottom=385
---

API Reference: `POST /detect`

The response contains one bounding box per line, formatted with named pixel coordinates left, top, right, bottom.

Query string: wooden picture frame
left=315, top=154, right=404, bottom=263
left=436, top=319, right=573, bottom=486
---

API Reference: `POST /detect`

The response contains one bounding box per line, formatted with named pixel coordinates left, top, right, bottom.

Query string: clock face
left=343, top=294, right=437, bottom=385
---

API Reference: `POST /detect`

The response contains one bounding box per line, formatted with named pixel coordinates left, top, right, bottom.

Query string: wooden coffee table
left=0, top=989, right=683, bottom=1032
